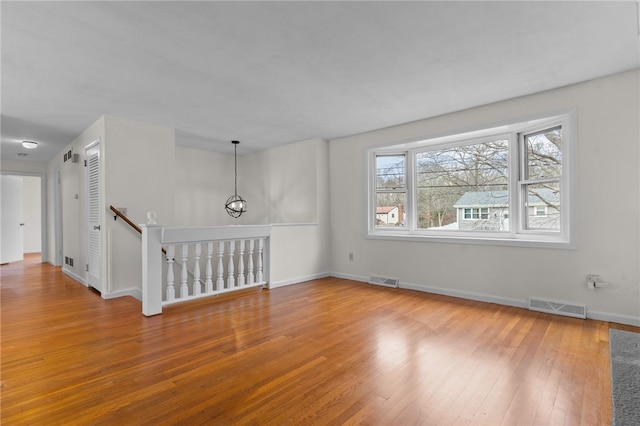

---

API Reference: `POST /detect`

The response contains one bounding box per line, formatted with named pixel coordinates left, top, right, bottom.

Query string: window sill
left=367, top=230, right=575, bottom=249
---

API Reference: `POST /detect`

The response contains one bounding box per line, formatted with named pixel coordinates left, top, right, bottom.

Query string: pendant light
left=225, top=140, right=247, bottom=218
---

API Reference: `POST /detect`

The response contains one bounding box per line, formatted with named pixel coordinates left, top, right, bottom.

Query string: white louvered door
left=85, top=141, right=102, bottom=292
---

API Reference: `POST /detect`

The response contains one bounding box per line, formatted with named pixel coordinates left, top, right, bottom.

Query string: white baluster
left=238, top=240, right=245, bottom=286
left=166, top=245, right=175, bottom=301
left=247, top=239, right=255, bottom=285
left=180, top=244, right=189, bottom=298
left=256, top=238, right=264, bottom=283
left=217, top=241, right=224, bottom=290
left=205, top=242, right=214, bottom=293
left=193, top=243, right=201, bottom=296
left=227, top=240, right=236, bottom=288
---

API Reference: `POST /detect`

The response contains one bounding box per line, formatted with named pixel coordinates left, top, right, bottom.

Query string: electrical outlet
left=587, top=274, right=599, bottom=289
left=348, top=252, right=354, bottom=261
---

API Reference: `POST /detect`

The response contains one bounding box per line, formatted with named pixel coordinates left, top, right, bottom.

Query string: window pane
left=376, top=193, right=406, bottom=227
left=525, top=183, right=560, bottom=231
left=376, top=155, right=405, bottom=190
left=525, top=127, right=561, bottom=180
left=416, top=140, right=509, bottom=231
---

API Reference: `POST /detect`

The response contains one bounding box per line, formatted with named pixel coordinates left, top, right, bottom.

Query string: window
left=463, top=208, right=489, bottom=220
left=375, top=154, right=407, bottom=227
left=368, top=112, right=575, bottom=248
left=535, top=206, right=547, bottom=216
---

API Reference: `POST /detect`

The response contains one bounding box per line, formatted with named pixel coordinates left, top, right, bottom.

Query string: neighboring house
left=376, top=206, right=400, bottom=225
left=453, top=189, right=560, bottom=231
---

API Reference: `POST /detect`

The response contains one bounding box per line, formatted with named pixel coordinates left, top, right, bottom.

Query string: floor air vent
left=369, top=276, right=399, bottom=288
left=529, top=298, right=586, bottom=319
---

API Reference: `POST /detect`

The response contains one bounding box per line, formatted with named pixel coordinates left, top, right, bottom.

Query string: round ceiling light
left=22, top=140, right=38, bottom=149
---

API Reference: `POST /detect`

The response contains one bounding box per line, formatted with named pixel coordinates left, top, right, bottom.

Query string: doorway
left=0, top=172, right=46, bottom=264
left=85, top=140, right=102, bottom=292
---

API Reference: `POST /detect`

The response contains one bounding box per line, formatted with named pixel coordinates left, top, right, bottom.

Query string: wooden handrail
left=110, top=205, right=165, bottom=254
left=110, top=206, right=142, bottom=234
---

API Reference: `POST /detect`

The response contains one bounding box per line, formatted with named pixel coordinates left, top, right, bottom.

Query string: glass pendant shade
left=225, top=194, right=247, bottom=218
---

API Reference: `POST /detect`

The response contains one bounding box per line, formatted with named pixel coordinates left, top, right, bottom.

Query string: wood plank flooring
left=2, top=254, right=638, bottom=425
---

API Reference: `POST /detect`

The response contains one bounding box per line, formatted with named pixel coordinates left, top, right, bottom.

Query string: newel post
left=141, top=224, right=163, bottom=316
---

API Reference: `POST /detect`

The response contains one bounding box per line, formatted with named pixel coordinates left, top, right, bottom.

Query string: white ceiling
left=2, top=1, right=639, bottom=163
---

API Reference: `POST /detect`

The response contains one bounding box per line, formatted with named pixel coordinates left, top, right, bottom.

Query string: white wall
left=241, top=139, right=323, bottom=225
left=253, top=139, right=331, bottom=286
left=329, top=70, right=640, bottom=324
left=103, top=115, right=175, bottom=297
left=174, top=138, right=332, bottom=287
left=174, top=146, right=235, bottom=226
left=43, top=115, right=175, bottom=297
left=46, top=117, right=105, bottom=282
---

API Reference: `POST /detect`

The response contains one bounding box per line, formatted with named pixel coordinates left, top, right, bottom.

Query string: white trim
left=269, top=271, right=331, bottom=289
left=62, top=267, right=87, bottom=286
left=587, top=310, right=640, bottom=327
left=331, top=272, right=369, bottom=283
left=365, top=232, right=575, bottom=250
left=400, top=280, right=528, bottom=309
left=0, top=170, right=48, bottom=263
left=270, top=222, right=319, bottom=227
left=102, top=288, right=142, bottom=301
left=328, top=273, right=640, bottom=327
left=161, top=225, right=271, bottom=244
left=54, top=169, right=63, bottom=266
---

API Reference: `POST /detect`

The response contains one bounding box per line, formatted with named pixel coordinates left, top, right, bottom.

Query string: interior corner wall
left=174, top=146, right=235, bottom=226
left=241, top=138, right=323, bottom=225
left=173, top=138, right=331, bottom=285
left=329, top=70, right=640, bottom=324
left=103, top=115, right=175, bottom=297
left=46, top=116, right=106, bottom=283
left=267, top=139, right=332, bottom=285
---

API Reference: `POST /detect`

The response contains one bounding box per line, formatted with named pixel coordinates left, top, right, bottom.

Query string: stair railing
left=141, top=224, right=270, bottom=316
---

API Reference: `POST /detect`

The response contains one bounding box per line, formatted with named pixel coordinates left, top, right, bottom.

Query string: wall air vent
left=369, top=275, right=399, bottom=288
left=529, top=298, right=586, bottom=319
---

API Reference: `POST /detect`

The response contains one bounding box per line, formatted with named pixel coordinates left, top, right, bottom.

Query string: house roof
left=376, top=206, right=398, bottom=214
left=454, top=189, right=559, bottom=208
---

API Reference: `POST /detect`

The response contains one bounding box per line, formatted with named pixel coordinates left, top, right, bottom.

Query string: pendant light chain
left=234, top=141, right=238, bottom=196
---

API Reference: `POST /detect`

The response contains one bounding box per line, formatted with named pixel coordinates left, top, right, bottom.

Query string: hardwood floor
left=2, top=254, right=638, bottom=425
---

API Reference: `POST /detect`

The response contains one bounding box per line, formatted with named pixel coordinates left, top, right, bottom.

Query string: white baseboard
left=330, top=272, right=369, bottom=283
left=331, top=271, right=525, bottom=310
left=329, top=272, right=640, bottom=327
left=102, top=288, right=142, bottom=301
left=588, top=310, right=640, bottom=327
left=62, top=267, right=87, bottom=286
left=400, top=280, right=528, bottom=310
left=269, top=271, right=331, bottom=289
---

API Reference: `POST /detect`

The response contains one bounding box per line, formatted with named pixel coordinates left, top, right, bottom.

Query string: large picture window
left=368, top=113, right=575, bottom=248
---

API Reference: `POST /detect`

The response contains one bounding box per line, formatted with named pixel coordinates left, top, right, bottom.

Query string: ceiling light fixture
left=225, top=140, right=247, bottom=218
left=22, top=140, right=38, bottom=149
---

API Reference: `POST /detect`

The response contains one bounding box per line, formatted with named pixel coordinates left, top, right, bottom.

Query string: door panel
left=1, top=175, right=24, bottom=264
left=86, top=143, right=101, bottom=291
